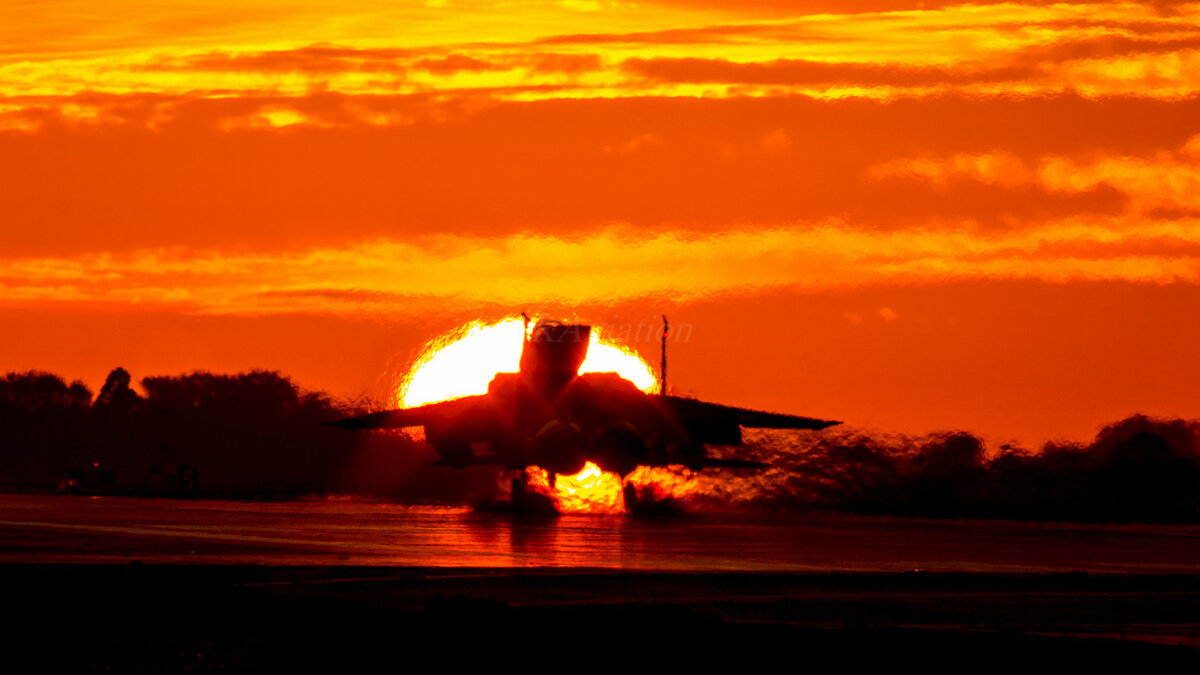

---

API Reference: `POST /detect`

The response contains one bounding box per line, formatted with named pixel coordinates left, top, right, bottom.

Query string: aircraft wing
left=324, top=395, right=489, bottom=430
left=662, top=395, right=840, bottom=430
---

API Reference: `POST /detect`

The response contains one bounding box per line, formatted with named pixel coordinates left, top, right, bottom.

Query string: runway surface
left=2, top=494, right=1197, bottom=668
left=2, top=494, right=1197, bottom=572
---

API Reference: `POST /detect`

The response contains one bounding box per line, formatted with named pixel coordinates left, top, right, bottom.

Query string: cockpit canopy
left=519, top=320, right=591, bottom=379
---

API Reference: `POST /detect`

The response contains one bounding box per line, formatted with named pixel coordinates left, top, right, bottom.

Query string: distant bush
left=2, top=368, right=1196, bottom=521
left=0, top=368, right=486, bottom=499
left=712, top=415, right=1200, bottom=522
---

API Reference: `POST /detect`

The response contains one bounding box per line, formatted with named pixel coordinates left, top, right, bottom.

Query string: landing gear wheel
left=623, top=481, right=638, bottom=513
left=509, top=466, right=558, bottom=515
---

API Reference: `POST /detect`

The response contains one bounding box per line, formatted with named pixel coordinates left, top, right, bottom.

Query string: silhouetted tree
left=0, top=371, right=76, bottom=411
left=95, top=367, right=140, bottom=413
left=1, top=364, right=1196, bottom=519
left=67, top=380, right=92, bottom=408
left=0, top=371, right=96, bottom=491
left=715, top=416, right=1199, bottom=522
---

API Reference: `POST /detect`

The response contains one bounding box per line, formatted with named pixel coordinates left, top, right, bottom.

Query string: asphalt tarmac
left=1, top=495, right=1197, bottom=670
left=2, top=494, right=1197, bottom=572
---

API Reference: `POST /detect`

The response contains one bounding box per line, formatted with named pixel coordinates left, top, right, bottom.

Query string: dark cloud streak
left=622, top=57, right=1041, bottom=86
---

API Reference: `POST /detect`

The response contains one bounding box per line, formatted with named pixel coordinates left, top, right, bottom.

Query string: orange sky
left=3, top=1, right=1200, bottom=446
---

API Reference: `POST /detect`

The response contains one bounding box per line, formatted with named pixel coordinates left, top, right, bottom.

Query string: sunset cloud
left=869, top=134, right=1200, bottom=214
left=2, top=2, right=1199, bottom=111
left=2, top=221, right=1197, bottom=315
left=5, top=1, right=1200, bottom=442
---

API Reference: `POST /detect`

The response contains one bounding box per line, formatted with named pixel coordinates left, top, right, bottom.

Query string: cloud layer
left=4, top=1, right=1200, bottom=444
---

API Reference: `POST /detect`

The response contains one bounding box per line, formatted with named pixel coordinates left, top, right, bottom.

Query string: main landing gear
left=509, top=467, right=557, bottom=515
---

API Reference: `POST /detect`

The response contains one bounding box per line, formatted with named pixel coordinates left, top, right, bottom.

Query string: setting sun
left=397, top=316, right=657, bottom=408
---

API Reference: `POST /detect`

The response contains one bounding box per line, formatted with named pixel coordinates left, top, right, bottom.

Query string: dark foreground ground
left=2, top=495, right=1197, bottom=670
left=4, top=564, right=1198, bottom=671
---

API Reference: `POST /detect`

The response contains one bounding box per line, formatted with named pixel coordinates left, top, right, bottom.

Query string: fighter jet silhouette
left=329, top=317, right=839, bottom=483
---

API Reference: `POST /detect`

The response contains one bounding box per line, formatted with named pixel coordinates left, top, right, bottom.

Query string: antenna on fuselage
left=660, top=314, right=669, bottom=397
